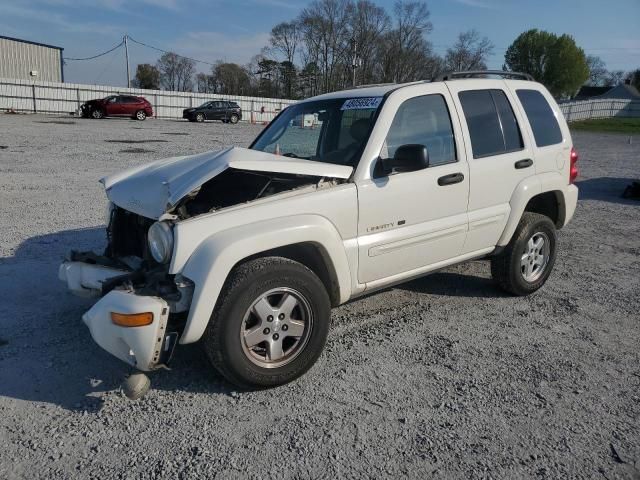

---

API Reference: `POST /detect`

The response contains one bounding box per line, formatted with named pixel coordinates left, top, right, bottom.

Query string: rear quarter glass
left=516, top=89, right=563, bottom=147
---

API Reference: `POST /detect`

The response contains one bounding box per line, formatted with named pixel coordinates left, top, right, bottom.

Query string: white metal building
left=0, top=35, right=64, bottom=82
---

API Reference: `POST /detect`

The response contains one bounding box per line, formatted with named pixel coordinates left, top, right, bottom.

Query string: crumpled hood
left=101, top=146, right=353, bottom=219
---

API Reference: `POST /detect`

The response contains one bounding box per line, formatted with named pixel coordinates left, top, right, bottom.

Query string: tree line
left=131, top=0, right=639, bottom=100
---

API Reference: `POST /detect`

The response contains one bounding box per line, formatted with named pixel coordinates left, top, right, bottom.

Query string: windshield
left=251, top=97, right=382, bottom=166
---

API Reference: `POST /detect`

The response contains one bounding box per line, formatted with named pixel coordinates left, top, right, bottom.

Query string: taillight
left=569, top=147, right=579, bottom=184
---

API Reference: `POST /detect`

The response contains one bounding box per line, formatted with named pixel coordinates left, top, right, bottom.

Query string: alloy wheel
left=520, top=232, right=550, bottom=282
left=240, top=287, right=313, bottom=369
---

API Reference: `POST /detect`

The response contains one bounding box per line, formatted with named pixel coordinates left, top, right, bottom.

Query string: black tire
left=195, top=113, right=205, bottom=123
left=491, top=212, right=557, bottom=296
left=202, top=257, right=331, bottom=389
left=134, top=110, right=146, bottom=121
left=91, top=108, right=104, bottom=119
left=229, top=114, right=239, bottom=124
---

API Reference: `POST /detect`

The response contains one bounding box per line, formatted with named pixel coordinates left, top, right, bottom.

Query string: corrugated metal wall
left=0, top=38, right=62, bottom=82
left=0, top=77, right=296, bottom=122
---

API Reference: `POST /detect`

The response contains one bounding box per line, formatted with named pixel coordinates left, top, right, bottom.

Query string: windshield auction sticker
left=341, top=97, right=383, bottom=110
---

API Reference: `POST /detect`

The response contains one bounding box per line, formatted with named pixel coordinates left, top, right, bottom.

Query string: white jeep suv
left=59, top=71, right=579, bottom=389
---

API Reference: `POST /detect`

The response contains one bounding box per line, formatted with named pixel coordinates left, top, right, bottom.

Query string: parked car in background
left=183, top=101, right=242, bottom=124
left=80, top=95, right=153, bottom=121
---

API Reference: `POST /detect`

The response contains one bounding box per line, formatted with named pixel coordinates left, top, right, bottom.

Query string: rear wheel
left=91, top=108, right=104, bottom=119
left=134, top=110, right=146, bottom=121
left=203, top=257, right=330, bottom=389
left=229, top=113, right=239, bottom=124
left=196, top=113, right=205, bottom=123
left=491, top=212, right=557, bottom=296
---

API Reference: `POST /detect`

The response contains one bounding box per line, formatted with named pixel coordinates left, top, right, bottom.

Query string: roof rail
left=434, top=70, right=534, bottom=81
left=348, top=82, right=396, bottom=90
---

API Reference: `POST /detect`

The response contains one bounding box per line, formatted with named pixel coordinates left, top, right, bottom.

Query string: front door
left=356, top=88, right=470, bottom=285
left=208, top=101, right=223, bottom=120
left=445, top=81, right=536, bottom=253
left=104, top=96, right=120, bottom=116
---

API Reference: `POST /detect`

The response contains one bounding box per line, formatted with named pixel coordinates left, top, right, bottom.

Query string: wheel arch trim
left=178, top=215, right=352, bottom=344
left=497, top=172, right=569, bottom=246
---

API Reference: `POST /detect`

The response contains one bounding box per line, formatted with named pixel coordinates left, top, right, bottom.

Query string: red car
left=80, top=95, right=153, bottom=121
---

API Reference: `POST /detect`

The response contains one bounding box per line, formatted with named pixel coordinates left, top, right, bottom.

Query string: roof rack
left=434, top=70, right=534, bottom=81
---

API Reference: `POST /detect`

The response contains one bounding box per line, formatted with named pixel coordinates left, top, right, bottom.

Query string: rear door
left=508, top=83, right=569, bottom=175
left=446, top=80, right=535, bottom=253
left=121, top=96, right=141, bottom=116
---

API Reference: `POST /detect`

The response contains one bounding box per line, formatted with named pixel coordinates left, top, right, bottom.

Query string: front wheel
left=195, top=113, right=205, bottom=123
left=91, top=108, right=104, bottom=119
left=203, top=257, right=330, bottom=389
left=491, top=212, right=557, bottom=296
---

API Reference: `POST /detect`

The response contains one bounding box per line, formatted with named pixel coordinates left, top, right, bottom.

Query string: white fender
left=179, top=214, right=352, bottom=344
left=498, top=172, right=569, bottom=246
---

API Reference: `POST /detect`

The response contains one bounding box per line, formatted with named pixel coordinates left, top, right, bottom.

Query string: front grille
left=106, top=206, right=154, bottom=260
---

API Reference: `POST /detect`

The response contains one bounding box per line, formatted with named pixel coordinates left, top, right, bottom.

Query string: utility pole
left=351, top=39, right=358, bottom=87
left=124, top=34, right=130, bottom=88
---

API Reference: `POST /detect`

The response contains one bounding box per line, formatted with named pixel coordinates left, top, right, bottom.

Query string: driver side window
left=383, top=94, right=457, bottom=167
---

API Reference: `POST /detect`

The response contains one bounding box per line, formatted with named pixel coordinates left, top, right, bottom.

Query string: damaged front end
left=60, top=146, right=352, bottom=372
left=59, top=206, right=191, bottom=371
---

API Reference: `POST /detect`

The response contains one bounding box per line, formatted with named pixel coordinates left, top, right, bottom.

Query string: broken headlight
left=148, top=221, right=174, bottom=264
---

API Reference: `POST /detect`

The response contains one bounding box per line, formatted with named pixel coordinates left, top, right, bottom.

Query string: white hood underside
left=101, top=147, right=353, bottom=219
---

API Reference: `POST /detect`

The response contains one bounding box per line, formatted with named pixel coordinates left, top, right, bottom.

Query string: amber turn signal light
left=111, top=312, right=154, bottom=327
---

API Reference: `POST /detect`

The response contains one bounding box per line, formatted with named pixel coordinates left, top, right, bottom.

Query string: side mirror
left=379, top=144, right=429, bottom=176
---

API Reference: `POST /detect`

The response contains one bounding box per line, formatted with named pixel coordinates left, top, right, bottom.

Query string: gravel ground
left=0, top=113, right=639, bottom=479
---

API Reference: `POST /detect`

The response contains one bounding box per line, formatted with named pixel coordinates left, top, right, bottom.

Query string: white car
left=60, top=71, right=579, bottom=389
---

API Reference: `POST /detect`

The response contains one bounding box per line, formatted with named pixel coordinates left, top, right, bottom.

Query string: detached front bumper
left=59, top=260, right=180, bottom=371
left=82, top=290, right=175, bottom=371
left=58, top=261, right=128, bottom=297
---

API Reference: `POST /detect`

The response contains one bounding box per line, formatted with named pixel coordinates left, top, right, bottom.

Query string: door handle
left=437, top=173, right=464, bottom=186
left=515, top=159, right=533, bottom=169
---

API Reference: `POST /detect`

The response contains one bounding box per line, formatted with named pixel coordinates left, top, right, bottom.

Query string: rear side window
left=516, top=89, right=563, bottom=147
left=384, top=94, right=456, bottom=166
left=459, top=89, right=523, bottom=158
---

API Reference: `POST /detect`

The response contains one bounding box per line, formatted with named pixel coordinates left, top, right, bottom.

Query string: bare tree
left=604, top=70, right=626, bottom=87
left=444, top=30, right=494, bottom=72
left=585, top=55, right=608, bottom=86
left=299, top=0, right=352, bottom=93
left=377, top=1, right=436, bottom=83
left=157, top=52, right=195, bottom=92
left=195, top=72, right=215, bottom=93
left=348, top=0, right=391, bottom=85
left=270, top=21, right=302, bottom=64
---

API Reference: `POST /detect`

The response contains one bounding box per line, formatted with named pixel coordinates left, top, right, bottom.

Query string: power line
left=127, top=35, right=217, bottom=67
left=64, top=40, right=124, bottom=61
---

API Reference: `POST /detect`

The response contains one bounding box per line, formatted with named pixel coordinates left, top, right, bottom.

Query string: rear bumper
left=562, top=184, right=579, bottom=227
